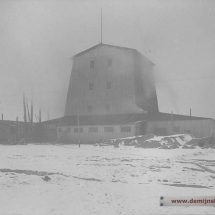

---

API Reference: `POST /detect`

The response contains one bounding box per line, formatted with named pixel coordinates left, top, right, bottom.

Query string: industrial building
left=51, top=112, right=214, bottom=144
left=3, top=42, right=212, bottom=145
left=59, top=43, right=157, bottom=143
left=49, top=43, right=214, bottom=144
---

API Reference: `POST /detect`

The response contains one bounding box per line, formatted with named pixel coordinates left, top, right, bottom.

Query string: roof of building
left=40, top=117, right=63, bottom=125
left=72, top=43, right=155, bottom=66
left=61, top=114, right=146, bottom=126
left=0, top=120, right=32, bottom=126
left=73, top=43, right=137, bottom=58
left=40, top=112, right=213, bottom=127
left=41, top=114, right=146, bottom=126
left=148, top=112, right=213, bottom=121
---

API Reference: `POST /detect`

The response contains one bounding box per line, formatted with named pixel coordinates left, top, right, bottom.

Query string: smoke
left=153, top=66, right=179, bottom=114
left=122, top=98, right=146, bottom=114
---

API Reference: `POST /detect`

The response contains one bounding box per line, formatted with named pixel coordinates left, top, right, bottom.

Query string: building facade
left=61, top=43, right=159, bottom=143
left=57, top=114, right=145, bottom=144
left=56, top=113, right=215, bottom=143
left=64, top=43, right=159, bottom=117
left=0, top=120, right=27, bottom=143
left=146, top=112, right=215, bottom=138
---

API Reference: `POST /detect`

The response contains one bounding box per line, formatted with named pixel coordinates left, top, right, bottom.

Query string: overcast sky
left=1, top=0, right=215, bottom=121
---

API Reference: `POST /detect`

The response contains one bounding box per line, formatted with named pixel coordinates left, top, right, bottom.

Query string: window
left=89, top=127, right=98, bottom=132
left=106, top=82, right=111, bottom=89
left=87, top=105, right=92, bottom=113
left=104, top=127, right=114, bottom=132
left=66, top=127, right=71, bottom=132
left=90, top=60, right=95, bottom=69
left=108, top=58, right=112, bottom=67
left=74, top=127, right=83, bottom=133
left=121, top=126, right=131, bottom=132
left=105, top=104, right=110, bottom=112
left=57, top=128, right=62, bottom=132
left=89, top=83, right=93, bottom=90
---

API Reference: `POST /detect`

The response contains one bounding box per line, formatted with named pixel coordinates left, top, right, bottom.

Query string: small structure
left=37, top=118, right=63, bottom=142
left=0, top=121, right=10, bottom=143
left=147, top=112, right=215, bottom=138
left=0, top=120, right=26, bottom=143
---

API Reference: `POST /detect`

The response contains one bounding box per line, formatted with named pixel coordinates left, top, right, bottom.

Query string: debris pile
left=96, top=134, right=215, bottom=149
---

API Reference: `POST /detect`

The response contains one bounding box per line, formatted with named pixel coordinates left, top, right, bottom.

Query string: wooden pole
left=77, top=101, right=80, bottom=148
left=26, top=98, right=31, bottom=122
left=23, top=93, right=26, bottom=123
left=171, top=111, right=174, bottom=134
left=190, top=108, right=191, bottom=133
left=16, top=117, right=18, bottom=143
left=35, top=114, right=38, bottom=123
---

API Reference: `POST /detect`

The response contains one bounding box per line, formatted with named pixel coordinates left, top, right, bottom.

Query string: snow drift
left=95, top=134, right=215, bottom=149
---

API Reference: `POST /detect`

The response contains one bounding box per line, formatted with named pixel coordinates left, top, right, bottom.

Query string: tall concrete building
left=65, top=43, right=159, bottom=117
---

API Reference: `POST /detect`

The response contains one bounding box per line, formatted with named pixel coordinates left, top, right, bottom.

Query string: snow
left=0, top=143, right=215, bottom=214
left=97, top=133, right=215, bottom=150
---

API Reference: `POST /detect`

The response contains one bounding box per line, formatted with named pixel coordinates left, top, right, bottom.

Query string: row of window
left=58, top=126, right=131, bottom=133
left=89, top=82, right=111, bottom=90
left=90, top=58, right=113, bottom=69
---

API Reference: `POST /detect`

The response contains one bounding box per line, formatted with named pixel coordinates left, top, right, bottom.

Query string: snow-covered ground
left=0, top=143, right=215, bottom=215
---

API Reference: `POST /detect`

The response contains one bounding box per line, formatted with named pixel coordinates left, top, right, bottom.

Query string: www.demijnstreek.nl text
left=171, top=199, right=215, bottom=204
left=160, top=196, right=215, bottom=206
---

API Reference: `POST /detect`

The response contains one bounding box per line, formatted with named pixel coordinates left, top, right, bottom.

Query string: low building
left=147, top=112, right=215, bottom=138
left=57, top=114, right=144, bottom=144
left=54, top=113, right=215, bottom=144
left=0, top=121, right=10, bottom=142
left=0, top=120, right=27, bottom=143
left=37, top=118, right=63, bottom=142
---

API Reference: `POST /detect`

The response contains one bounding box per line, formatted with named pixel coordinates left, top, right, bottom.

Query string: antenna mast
left=101, top=8, right=102, bottom=43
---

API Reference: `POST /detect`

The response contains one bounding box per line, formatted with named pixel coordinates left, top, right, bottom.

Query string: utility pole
left=16, top=117, right=18, bottom=143
left=190, top=108, right=192, bottom=134
left=39, top=108, right=41, bottom=123
left=171, top=111, right=174, bottom=134
left=47, top=107, right=49, bottom=121
left=76, top=101, right=80, bottom=148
